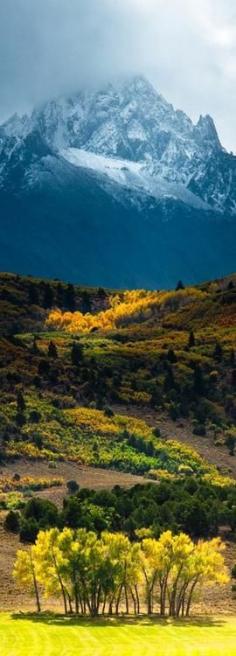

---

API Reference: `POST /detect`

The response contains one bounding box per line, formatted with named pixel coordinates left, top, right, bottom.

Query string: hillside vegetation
left=0, top=271, right=235, bottom=472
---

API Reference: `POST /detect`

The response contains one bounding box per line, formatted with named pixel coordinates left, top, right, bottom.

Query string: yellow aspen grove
left=13, top=529, right=229, bottom=617
left=46, top=288, right=205, bottom=334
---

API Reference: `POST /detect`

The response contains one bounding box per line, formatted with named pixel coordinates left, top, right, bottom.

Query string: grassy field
left=1, top=614, right=236, bottom=656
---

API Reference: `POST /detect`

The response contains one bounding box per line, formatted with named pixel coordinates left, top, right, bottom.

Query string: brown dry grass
left=0, top=459, right=147, bottom=508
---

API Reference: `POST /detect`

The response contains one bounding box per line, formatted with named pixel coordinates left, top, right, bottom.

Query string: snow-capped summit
left=195, top=114, right=222, bottom=149
left=1, top=74, right=235, bottom=213
left=0, top=75, right=235, bottom=289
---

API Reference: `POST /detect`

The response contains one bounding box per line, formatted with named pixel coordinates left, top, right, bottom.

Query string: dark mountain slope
left=1, top=155, right=235, bottom=288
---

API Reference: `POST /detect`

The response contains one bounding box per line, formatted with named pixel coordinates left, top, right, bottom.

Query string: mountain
left=0, top=75, right=235, bottom=287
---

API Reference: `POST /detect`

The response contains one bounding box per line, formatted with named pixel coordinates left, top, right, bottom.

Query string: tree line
left=14, top=528, right=227, bottom=617
left=6, top=477, right=236, bottom=544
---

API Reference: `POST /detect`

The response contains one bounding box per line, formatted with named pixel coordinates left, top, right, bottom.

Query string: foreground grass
left=1, top=614, right=236, bottom=656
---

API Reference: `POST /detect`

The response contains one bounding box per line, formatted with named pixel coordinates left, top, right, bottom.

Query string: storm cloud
left=0, top=0, right=236, bottom=150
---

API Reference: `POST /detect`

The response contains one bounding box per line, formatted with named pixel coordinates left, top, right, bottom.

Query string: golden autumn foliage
left=47, top=288, right=206, bottom=333
left=13, top=528, right=229, bottom=617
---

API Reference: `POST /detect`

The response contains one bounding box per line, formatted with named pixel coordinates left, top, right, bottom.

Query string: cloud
left=0, top=0, right=235, bottom=150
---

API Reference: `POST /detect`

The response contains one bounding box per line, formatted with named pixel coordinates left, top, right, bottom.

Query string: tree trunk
left=67, top=592, right=73, bottom=614
left=175, top=581, right=189, bottom=618
left=52, top=551, right=68, bottom=615
left=30, top=554, right=41, bottom=613
left=160, top=571, right=170, bottom=617
left=115, top=585, right=123, bottom=615
left=134, top=585, right=140, bottom=615
left=129, top=587, right=137, bottom=615
left=102, top=594, right=107, bottom=615
left=108, top=598, right=114, bottom=615
left=169, top=565, right=183, bottom=617
left=124, top=584, right=129, bottom=615
left=32, top=569, right=41, bottom=613
left=185, top=577, right=199, bottom=617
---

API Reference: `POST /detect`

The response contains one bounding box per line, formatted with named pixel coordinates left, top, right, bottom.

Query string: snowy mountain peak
left=0, top=74, right=235, bottom=214
left=195, top=114, right=222, bottom=149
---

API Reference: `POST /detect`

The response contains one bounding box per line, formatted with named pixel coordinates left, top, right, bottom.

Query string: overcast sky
left=0, top=0, right=235, bottom=151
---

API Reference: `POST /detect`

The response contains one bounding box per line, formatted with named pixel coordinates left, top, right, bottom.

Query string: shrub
left=20, top=518, right=38, bottom=543
left=29, top=410, right=41, bottom=423
left=32, top=433, right=43, bottom=449
left=67, top=480, right=80, bottom=495
left=104, top=406, right=114, bottom=418
left=225, top=430, right=236, bottom=456
left=4, top=510, right=20, bottom=533
left=12, top=473, right=21, bottom=481
left=24, top=497, right=58, bottom=526
left=152, top=427, right=161, bottom=438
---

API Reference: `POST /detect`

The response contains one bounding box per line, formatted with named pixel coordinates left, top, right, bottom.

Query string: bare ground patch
left=0, top=459, right=148, bottom=508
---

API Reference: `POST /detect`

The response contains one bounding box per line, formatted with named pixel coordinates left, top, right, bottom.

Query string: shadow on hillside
left=11, top=612, right=226, bottom=629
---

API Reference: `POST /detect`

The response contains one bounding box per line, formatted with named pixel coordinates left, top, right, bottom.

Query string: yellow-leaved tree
left=13, top=529, right=229, bottom=616
left=13, top=547, right=41, bottom=612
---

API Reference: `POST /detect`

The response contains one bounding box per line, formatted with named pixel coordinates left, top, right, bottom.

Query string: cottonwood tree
left=13, top=529, right=228, bottom=617
left=13, top=547, right=41, bottom=612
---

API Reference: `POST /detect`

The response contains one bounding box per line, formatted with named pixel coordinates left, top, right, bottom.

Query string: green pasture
left=1, top=614, right=236, bottom=656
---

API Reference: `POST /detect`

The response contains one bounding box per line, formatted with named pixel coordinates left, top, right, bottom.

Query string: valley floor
left=1, top=614, right=236, bottom=656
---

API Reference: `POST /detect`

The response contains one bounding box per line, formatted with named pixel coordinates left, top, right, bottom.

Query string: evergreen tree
left=193, top=364, right=204, bottom=395
left=16, top=391, right=26, bottom=426
left=38, top=360, right=50, bottom=376
left=176, top=280, right=185, bottom=291
left=48, top=341, right=58, bottom=359
left=225, top=431, right=236, bottom=456
left=17, top=391, right=26, bottom=413
left=188, top=330, right=195, bottom=348
left=164, top=366, right=175, bottom=391
left=42, top=283, right=54, bottom=309
left=97, top=287, right=107, bottom=301
left=28, top=283, right=39, bottom=305
left=65, top=284, right=76, bottom=311
left=81, top=291, right=91, bottom=314
left=71, top=341, right=83, bottom=367
left=167, top=348, right=177, bottom=363
left=32, top=336, right=40, bottom=354
left=56, top=283, right=64, bottom=308
left=213, top=342, right=223, bottom=361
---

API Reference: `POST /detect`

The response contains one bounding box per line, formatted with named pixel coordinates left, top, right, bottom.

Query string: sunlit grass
left=1, top=614, right=236, bottom=656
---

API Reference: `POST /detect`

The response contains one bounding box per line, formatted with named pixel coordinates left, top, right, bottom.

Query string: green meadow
left=1, top=614, right=236, bottom=656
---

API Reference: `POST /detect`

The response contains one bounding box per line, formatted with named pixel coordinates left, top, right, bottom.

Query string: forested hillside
left=0, top=271, right=235, bottom=470
left=0, top=270, right=236, bottom=619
